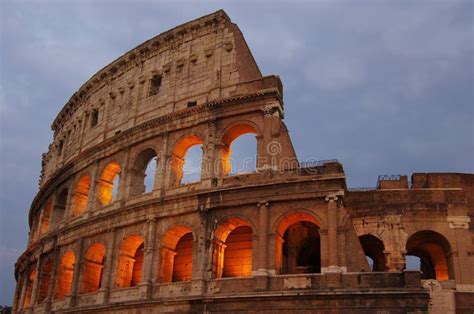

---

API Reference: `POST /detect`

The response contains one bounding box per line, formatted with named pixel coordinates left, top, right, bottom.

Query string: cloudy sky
left=0, top=0, right=473, bottom=305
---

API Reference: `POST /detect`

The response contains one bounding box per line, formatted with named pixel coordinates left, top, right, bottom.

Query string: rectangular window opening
left=90, top=110, right=99, bottom=128
left=149, top=75, right=162, bottom=96
left=187, top=101, right=197, bottom=108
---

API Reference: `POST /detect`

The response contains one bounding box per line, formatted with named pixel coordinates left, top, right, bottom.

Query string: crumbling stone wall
left=13, top=10, right=473, bottom=314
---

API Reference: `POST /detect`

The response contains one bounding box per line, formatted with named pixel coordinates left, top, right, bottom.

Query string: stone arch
left=53, top=187, right=69, bottom=225
left=31, top=212, right=41, bottom=243
left=358, top=234, right=387, bottom=271
left=405, top=230, right=453, bottom=281
left=37, top=258, right=54, bottom=304
left=169, top=134, right=204, bottom=187
left=22, top=265, right=36, bottom=309
left=114, top=234, right=145, bottom=288
left=97, top=161, right=121, bottom=206
left=129, top=148, right=158, bottom=197
left=80, top=242, right=106, bottom=294
left=39, top=198, right=53, bottom=237
left=70, top=173, right=91, bottom=216
left=212, top=216, right=253, bottom=278
left=274, top=211, right=322, bottom=275
left=54, top=250, right=75, bottom=299
left=159, top=224, right=194, bottom=283
left=220, top=122, right=260, bottom=176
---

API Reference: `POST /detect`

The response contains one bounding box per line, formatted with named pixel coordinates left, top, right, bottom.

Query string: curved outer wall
left=13, top=10, right=473, bottom=314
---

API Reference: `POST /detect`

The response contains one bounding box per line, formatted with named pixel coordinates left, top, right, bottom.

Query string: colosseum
left=12, top=10, right=474, bottom=313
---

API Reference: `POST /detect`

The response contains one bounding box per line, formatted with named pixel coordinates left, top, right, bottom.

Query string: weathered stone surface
left=13, top=9, right=473, bottom=314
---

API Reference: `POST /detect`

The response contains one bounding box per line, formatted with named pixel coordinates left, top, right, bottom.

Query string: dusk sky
left=1, top=0, right=473, bottom=305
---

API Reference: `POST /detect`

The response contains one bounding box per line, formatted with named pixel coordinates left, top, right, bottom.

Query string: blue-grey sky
left=1, top=0, right=473, bottom=305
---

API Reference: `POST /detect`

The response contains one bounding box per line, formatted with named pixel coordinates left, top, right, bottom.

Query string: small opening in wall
left=149, top=75, right=162, bottom=96
left=187, top=101, right=197, bottom=108
left=90, top=109, right=99, bottom=128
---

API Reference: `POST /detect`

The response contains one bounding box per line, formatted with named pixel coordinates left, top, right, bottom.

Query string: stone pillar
left=156, top=132, right=169, bottom=196
left=202, top=119, right=217, bottom=182
left=29, top=257, right=42, bottom=307
left=116, top=151, right=130, bottom=202
left=322, top=194, right=346, bottom=273
left=68, top=239, right=84, bottom=308
left=85, top=164, right=99, bottom=215
left=44, top=248, right=60, bottom=312
left=16, top=274, right=27, bottom=311
left=139, top=219, right=157, bottom=299
left=195, top=206, right=209, bottom=281
left=12, top=272, right=24, bottom=313
left=256, top=201, right=270, bottom=275
left=100, top=228, right=117, bottom=303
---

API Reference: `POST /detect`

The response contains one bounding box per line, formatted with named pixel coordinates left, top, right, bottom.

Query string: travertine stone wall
left=13, top=10, right=473, bottom=314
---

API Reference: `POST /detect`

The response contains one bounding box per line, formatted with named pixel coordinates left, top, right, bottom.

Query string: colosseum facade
left=13, top=10, right=474, bottom=313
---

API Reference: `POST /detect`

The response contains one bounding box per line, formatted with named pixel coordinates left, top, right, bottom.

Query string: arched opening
left=71, top=174, right=91, bottom=216
left=37, top=258, right=54, bottom=304
left=275, top=212, right=321, bottom=274
left=159, top=225, right=193, bottom=283
left=405, top=255, right=422, bottom=272
left=97, top=162, right=121, bottom=206
left=39, top=199, right=53, bottom=237
left=359, top=234, right=387, bottom=271
left=170, top=135, right=203, bottom=186
left=53, top=188, right=68, bottom=225
left=129, top=149, right=157, bottom=197
left=114, top=235, right=144, bottom=288
left=213, top=217, right=253, bottom=278
left=22, top=267, right=36, bottom=308
left=406, top=230, right=453, bottom=281
left=79, top=243, right=106, bottom=294
left=54, top=251, right=75, bottom=299
left=220, top=124, right=258, bottom=176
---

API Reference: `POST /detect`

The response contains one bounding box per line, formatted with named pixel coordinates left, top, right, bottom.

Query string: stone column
left=322, top=194, right=346, bottom=273
left=256, top=201, right=270, bottom=275
left=68, top=239, right=84, bottom=308
left=13, top=272, right=24, bottom=313
left=29, top=257, right=42, bottom=307
left=139, top=219, right=157, bottom=299
left=100, top=228, right=117, bottom=303
left=201, top=119, right=217, bottom=182
left=195, top=206, right=209, bottom=280
left=156, top=132, right=169, bottom=196
left=85, top=164, right=99, bottom=215
left=44, top=247, right=61, bottom=312
left=116, top=151, right=131, bottom=202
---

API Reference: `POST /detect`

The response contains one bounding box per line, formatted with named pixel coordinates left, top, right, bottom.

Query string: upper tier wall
left=40, top=10, right=264, bottom=186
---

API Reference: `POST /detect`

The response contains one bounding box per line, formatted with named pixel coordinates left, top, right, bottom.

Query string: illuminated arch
left=405, top=230, right=453, bottom=281
left=213, top=217, right=253, bottom=278
left=114, top=235, right=144, bottom=288
left=359, top=234, right=386, bottom=271
left=80, top=243, right=106, bottom=294
left=159, top=225, right=194, bottom=283
left=54, top=251, right=75, bottom=299
left=275, top=211, right=321, bottom=274
left=37, top=258, right=54, bottom=304
left=39, top=199, right=53, bottom=237
left=170, top=135, right=204, bottom=186
left=70, top=174, right=91, bottom=216
left=129, top=148, right=158, bottom=197
left=97, top=161, right=121, bottom=206
left=53, top=188, right=68, bottom=225
left=22, top=266, right=36, bottom=309
left=220, top=123, right=258, bottom=176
